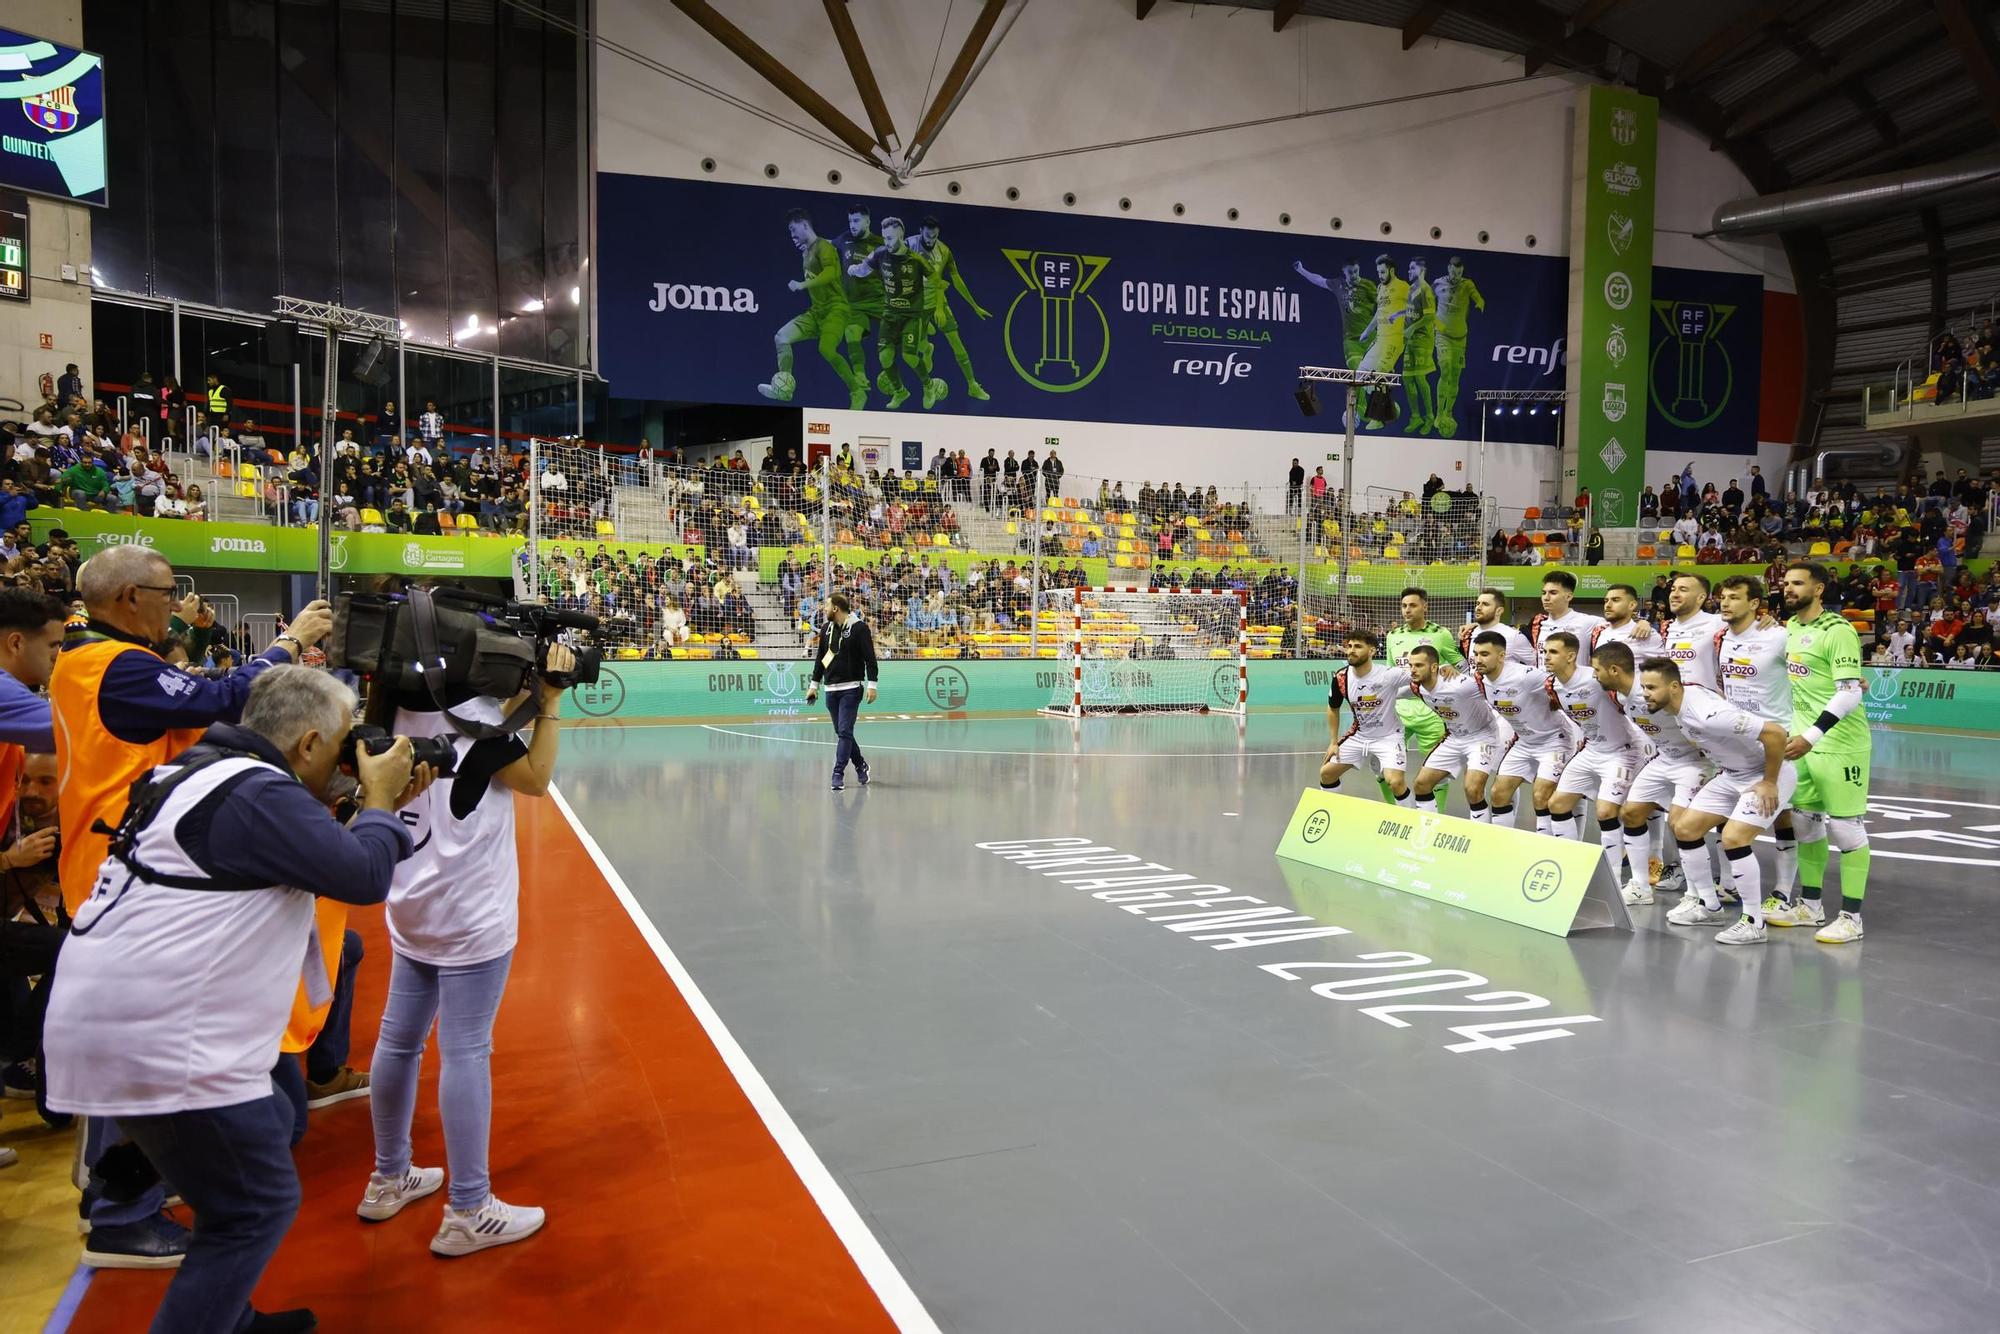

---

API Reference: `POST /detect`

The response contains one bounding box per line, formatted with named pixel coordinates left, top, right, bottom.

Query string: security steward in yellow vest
left=50, top=543, right=333, bottom=1268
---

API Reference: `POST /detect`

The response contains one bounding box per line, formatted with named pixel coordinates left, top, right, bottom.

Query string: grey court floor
left=556, top=712, right=2000, bottom=1334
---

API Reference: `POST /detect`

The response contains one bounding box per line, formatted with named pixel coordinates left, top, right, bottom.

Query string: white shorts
left=1625, top=754, right=1707, bottom=811
left=1555, top=746, right=1642, bottom=804
left=1334, top=731, right=1408, bottom=773
left=1501, top=735, right=1579, bottom=783
left=1423, top=727, right=1514, bottom=778
left=1688, top=765, right=1799, bottom=830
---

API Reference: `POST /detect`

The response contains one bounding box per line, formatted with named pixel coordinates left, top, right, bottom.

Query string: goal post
left=1038, top=587, right=1248, bottom=717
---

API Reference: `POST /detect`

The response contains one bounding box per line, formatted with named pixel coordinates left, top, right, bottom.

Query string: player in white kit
left=1588, top=583, right=1652, bottom=653
left=1545, top=631, right=1646, bottom=851
left=1589, top=640, right=1708, bottom=906
left=1320, top=629, right=1415, bottom=806
left=1457, top=587, right=1535, bottom=666
left=1480, top=632, right=1578, bottom=835
left=1528, top=570, right=1605, bottom=669
left=1714, top=574, right=1805, bottom=924
left=1640, top=656, right=1796, bottom=943
left=1406, top=642, right=1515, bottom=821
left=1655, top=572, right=1727, bottom=690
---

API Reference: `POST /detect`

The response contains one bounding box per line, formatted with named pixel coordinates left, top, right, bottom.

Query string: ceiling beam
left=823, top=0, right=898, bottom=152
left=1832, top=237, right=2000, bottom=294
left=1837, top=310, right=1935, bottom=336
left=1670, top=0, right=1797, bottom=85
left=1797, top=99, right=1988, bottom=181
left=1521, top=0, right=1627, bottom=76
left=669, top=0, right=886, bottom=166
left=1936, top=0, right=2000, bottom=133
left=1136, top=0, right=1159, bottom=18
left=1274, top=0, right=1306, bottom=32
left=1403, top=2, right=1451, bottom=50
left=1768, top=21, right=1901, bottom=147
left=1921, top=207, right=1950, bottom=335
left=1724, top=22, right=1937, bottom=140
left=907, top=0, right=1010, bottom=167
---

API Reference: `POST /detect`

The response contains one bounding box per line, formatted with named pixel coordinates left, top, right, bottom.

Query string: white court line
left=698, top=723, right=1324, bottom=759
left=548, top=785, right=942, bottom=1334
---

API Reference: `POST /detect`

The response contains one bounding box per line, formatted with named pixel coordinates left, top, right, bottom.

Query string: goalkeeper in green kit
left=1431, top=256, right=1485, bottom=437
left=1390, top=256, right=1438, bottom=435
left=1776, top=561, right=1874, bottom=943
left=837, top=205, right=888, bottom=400
left=1293, top=258, right=1377, bottom=370
left=1384, top=587, right=1460, bottom=806
left=759, top=209, right=866, bottom=408
left=914, top=217, right=992, bottom=400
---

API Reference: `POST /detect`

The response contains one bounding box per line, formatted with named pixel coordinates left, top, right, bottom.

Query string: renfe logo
left=1491, top=337, right=1566, bottom=375
left=648, top=283, right=759, bottom=313
left=1172, top=351, right=1251, bottom=384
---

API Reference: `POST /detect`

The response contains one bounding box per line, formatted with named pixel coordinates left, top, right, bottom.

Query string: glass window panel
left=445, top=0, right=498, bottom=351
left=336, top=0, right=395, bottom=316
left=147, top=0, right=218, bottom=304
left=83, top=2, right=152, bottom=295
left=277, top=0, right=338, bottom=304
left=90, top=302, right=175, bottom=404
left=213, top=0, right=282, bottom=312
left=392, top=0, right=450, bottom=346
left=179, top=314, right=290, bottom=447
left=495, top=5, right=546, bottom=360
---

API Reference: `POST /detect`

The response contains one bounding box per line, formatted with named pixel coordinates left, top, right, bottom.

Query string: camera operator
left=358, top=641, right=573, bottom=1256
left=43, top=665, right=434, bottom=1334
left=51, top=544, right=334, bottom=1265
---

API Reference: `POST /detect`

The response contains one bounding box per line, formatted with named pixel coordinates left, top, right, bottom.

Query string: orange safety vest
left=52, top=638, right=207, bottom=913
left=283, top=897, right=350, bottom=1054
left=0, top=743, right=22, bottom=834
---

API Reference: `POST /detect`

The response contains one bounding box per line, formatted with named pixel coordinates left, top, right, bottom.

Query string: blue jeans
left=826, top=686, right=867, bottom=783
left=370, top=949, right=514, bottom=1211
left=117, top=1091, right=299, bottom=1334
left=270, top=929, right=363, bottom=1145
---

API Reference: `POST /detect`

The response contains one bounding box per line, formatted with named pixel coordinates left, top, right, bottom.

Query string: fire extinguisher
left=37, top=371, right=54, bottom=401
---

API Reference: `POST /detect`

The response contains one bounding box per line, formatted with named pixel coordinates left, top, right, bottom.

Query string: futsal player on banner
left=1544, top=632, right=1647, bottom=856
left=1636, top=657, right=1796, bottom=944
left=1477, top=632, right=1580, bottom=835
left=1319, top=630, right=1416, bottom=807
left=1404, top=643, right=1514, bottom=822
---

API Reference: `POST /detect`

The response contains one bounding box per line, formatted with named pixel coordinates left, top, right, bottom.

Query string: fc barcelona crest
left=24, top=85, right=80, bottom=134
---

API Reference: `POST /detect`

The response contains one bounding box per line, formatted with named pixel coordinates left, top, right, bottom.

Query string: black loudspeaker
left=265, top=318, right=300, bottom=366
left=353, top=336, right=391, bottom=386
left=1365, top=385, right=1401, bottom=423
left=1294, top=382, right=1321, bottom=417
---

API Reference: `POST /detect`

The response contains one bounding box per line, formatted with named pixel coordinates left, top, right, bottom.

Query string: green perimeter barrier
left=32, top=511, right=519, bottom=578
left=560, top=660, right=2000, bottom=734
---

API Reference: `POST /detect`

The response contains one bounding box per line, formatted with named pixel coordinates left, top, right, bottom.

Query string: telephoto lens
left=340, top=724, right=458, bottom=776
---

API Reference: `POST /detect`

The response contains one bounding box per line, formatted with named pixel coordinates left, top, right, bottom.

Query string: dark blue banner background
left=599, top=173, right=1576, bottom=438
left=1645, top=264, right=1763, bottom=456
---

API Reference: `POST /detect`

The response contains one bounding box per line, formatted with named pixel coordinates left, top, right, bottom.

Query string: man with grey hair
left=51, top=541, right=334, bottom=1267
left=46, top=664, right=433, bottom=1334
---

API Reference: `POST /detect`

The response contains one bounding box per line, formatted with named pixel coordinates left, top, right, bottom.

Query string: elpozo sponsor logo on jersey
left=647, top=281, right=760, bottom=313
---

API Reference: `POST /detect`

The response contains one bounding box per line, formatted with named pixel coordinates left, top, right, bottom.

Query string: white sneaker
left=1795, top=898, right=1827, bottom=928
left=1666, top=897, right=1723, bottom=927
left=1814, top=911, right=1864, bottom=944
left=1656, top=865, right=1687, bottom=895
left=1761, top=896, right=1804, bottom=927
left=1719, top=884, right=1741, bottom=905
left=1716, top=916, right=1767, bottom=946
left=430, top=1196, right=546, bottom=1257
left=1622, top=878, right=1654, bottom=906
left=357, top=1166, right=445, bottom=1222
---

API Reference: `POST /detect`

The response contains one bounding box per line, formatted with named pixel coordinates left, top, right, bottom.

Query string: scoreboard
left=0, top=27, right=107, bottom=208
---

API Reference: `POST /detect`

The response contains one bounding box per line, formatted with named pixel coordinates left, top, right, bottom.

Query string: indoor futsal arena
left=6, top=3, right=2000, bottom=1333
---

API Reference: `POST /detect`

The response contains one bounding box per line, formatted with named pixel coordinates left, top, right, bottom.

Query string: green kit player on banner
left=1431, top=257, right=1486, bottom=437
left=1293, top=259, right=1377, bottom=371
left=836, top=205, right=888, bottom=401
left=1779, top=561, right=1873, bottom=945
left=1384, top=588, right=1460, bottom=804
left=759, top=209, right=866, bottom=408
left=1391, top=257, right=1439, bottom=435
left=847, top=216, right=950, bottom=411
left=914, top=217, right=992, bottom=401
left=1356, top=255, right=1411, bottom=426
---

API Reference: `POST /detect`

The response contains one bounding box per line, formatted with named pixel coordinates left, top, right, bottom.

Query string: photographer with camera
left=44, top=665, right=434, bottom=1334
left=52, top=544, right=335, bottom=1265
left=356, top=627, right=574, bottom=1256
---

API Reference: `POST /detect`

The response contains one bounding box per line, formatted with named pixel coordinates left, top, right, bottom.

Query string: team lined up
left=1320, top=566, right=1872, bottom=945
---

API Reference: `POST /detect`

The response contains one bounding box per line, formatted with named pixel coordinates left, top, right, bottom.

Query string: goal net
left=1038, top=587, right=1247, bottom=717
left=1296, top=484, right=1492, bottom=661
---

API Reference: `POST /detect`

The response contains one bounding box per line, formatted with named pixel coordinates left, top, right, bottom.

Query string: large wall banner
left=598, top=172, right=1570, bottom=439
left=1567, top=85, right=1658, bottom=528
left=1646, top=264, right=1764, bottom=459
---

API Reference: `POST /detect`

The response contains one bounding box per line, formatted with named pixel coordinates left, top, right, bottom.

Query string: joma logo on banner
left=648, top=283, right=760, bottom=313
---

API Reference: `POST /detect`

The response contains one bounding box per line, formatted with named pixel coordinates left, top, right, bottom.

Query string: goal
left=1038, top=587, right=1248, bottom=717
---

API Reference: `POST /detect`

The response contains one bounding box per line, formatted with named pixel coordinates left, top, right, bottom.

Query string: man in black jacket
left=804, top=592, right=879, bottom=790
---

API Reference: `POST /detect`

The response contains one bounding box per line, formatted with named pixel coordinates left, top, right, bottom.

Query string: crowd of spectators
left=2, top=394, right=210, bottom=522
left=1929, top=321, right=2000, bottom=404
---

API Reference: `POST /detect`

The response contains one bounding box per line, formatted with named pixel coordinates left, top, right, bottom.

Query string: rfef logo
left=1001, top=248, right=1111, bottom=393
left=570, top=668, right=626, bottom=718
left=1649, top=298, right=1735, bottom=430
left=925, top=665, right=970, bottom=710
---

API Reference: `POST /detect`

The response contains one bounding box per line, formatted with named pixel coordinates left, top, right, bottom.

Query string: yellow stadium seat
left=240, top=463, right=262, bottom=482
left=236, top=481, right=256, bottom=498
left=1005, top=521, right=1018, bottom=535
left=360, top=507, right=384, bottom=526
left=1382, top=546, right=1402, bottom=560
left=595, top=520, right=616, bottom=537
left=1676, top=544, right=1696, bottom=560
left=1657, top=530, right=1674, bottom=542
left=935, top=533, right=951, bottom=546
left=457, top=513, right=478, bottom=530
left=738, top=647, right=759, bottom=659
left=1808, top=541, right=1831, bottom=557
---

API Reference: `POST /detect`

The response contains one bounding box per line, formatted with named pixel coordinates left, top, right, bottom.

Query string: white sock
left=1414, top=790, right=1440, bottom=814
left=1490, top=803, right=1514, bottom=829
left=1648, top=810, right=1666, bottom=859
left=1535, top=808, right=1553, bottom=837
left=1661, top=829, right=1683, bottom=868
left=1773, top=834, right=1798, bottom=902
left=1467, top=800, right=1491, bottom=824
left=1597, top=819, right=1625, bottom=881
left=1705, top=827, right=1723, bottom=877
left=1622, top=824, right=1650, bottom=884
left=1679, top=839, right=1720, bottom=910
left=1553, top=811, right=1581, bottom=840
left=1393, top=787, right=1414, bottom=808
left=1729, top=846, right=1763, bottom=924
